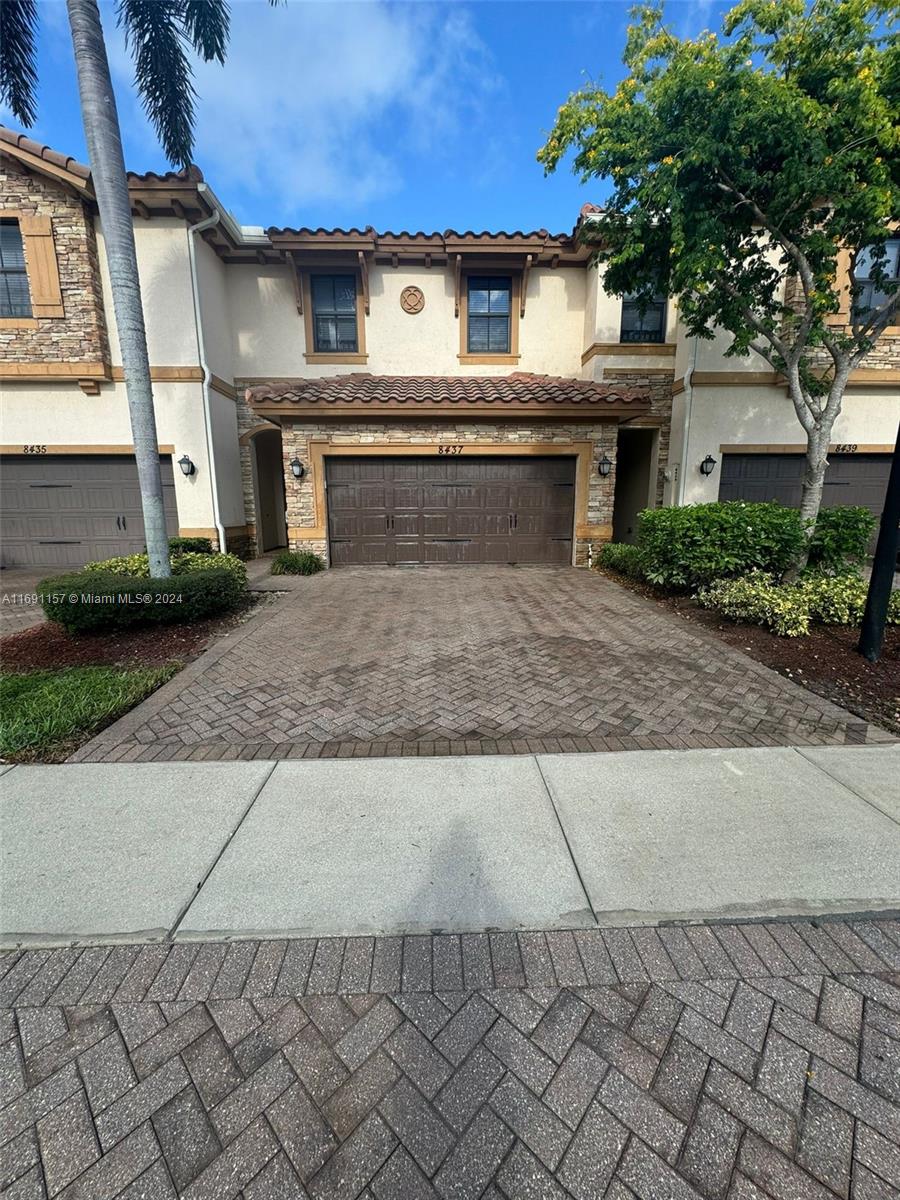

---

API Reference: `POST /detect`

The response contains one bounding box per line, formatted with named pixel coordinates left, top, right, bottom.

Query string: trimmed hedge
left=37, top=567, right=245, bottom=634
left=696, top=571, right=900, bottom=637
left=270, top=549, right=325, bottom=576
left=806, top=506, right=876, bottom=574
left=166, top=536, right=214, bottom=554
left=83, top=550, right=247, bottom=588
left=636, top=502, right=807, bottom=588
left=597, top=542, right=646, bottom=579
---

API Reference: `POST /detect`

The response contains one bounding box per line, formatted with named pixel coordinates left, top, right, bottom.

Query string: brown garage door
left=327, top=456, right=576, bottom=565
left=719, top=453, right=891, bottom=521
left=0, top=454, right=178, bottom=568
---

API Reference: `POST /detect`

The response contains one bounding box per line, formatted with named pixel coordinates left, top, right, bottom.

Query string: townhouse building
left=1, top=127, right=897, bottom=570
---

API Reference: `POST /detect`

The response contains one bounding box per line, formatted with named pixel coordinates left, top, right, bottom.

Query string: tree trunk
left=66, top=0, right=171, bottom=578
left=858, top=418, right=900, bottom=662
left=782, top=427, right=830, bottom=579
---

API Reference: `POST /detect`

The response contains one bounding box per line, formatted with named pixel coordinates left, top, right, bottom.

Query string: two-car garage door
left=327, top=456, right=576, bottom=566
left=719, top=453, right=891, bottom=522
left=0, top=454, right=178, bottom=569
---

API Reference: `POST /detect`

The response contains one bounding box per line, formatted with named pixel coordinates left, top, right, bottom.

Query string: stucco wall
left=0, top=380, right=217, bottom=530
left=96, top=217, right=198, bottom=367
left=227, top=262, right=587, bottom=380
left=195, top=238, right=233, bottom=382
left=681, top=385, right=900, bottom=504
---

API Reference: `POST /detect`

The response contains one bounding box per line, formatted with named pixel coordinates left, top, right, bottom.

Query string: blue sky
left=12, top=0, right=730, bottom=234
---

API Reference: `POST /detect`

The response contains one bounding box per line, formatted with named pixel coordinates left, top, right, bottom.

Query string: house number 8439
left=438, top=445, right=463, bottom=455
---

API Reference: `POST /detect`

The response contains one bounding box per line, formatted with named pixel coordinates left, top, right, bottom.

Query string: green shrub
left=806, top=506, right=876, bottom=574
left=83, top=550, right=247, bottom=588
left=636, top=502, right=806, bottom=588
left=696, top=571, right=900, bottom=637
left=270, top=549, right=325, bottom=576
left=37, top=567, right=245, bottom=634
left=597, top=542, right=646, bottom=579
left=166, top=536, right=214, bottom=554
left=696, top=573, right=811, bottom=636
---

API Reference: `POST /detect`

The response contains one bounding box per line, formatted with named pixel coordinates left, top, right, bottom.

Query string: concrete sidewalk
left=1, top=745, right=898, bottom=947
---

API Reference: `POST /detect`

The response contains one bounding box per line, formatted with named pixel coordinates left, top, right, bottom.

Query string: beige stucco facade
left=1, top=131, right=898, bottom=569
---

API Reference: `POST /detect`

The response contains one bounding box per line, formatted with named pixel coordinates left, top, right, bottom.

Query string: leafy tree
left=539, top=0, right=899, bottom=570
left=0, top=0, right=234, bottom=578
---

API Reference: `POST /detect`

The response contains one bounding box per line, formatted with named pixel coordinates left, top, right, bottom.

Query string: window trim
left=300, top=269, right=367, bottom=363
left=458, top=268, right=521, bottom=363
left=851, top=238, right=900, bottom=330
left=619, top=293, right=668, bottom=345
left=0, top=217, right=32, bottom=322
left=0, top=210, right=64, bottom=326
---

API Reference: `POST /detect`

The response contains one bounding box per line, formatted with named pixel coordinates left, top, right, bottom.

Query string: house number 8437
left=438, top=445, right=464, bottom=455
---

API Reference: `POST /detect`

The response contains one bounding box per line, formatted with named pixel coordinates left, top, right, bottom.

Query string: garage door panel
left=720, top=453, right=890, bottom=539
left=325, top=455, right=576, bottom=566
left=1, top=455, right=178, bottom=568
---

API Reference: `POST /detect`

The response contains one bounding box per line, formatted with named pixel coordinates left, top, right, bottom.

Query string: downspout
left=187, top=186, right=226, bottom=553
left=677, top=334, right=699, bottom=506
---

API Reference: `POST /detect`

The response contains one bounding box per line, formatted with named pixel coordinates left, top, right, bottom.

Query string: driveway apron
left=71, top=566, right=893, bottom=762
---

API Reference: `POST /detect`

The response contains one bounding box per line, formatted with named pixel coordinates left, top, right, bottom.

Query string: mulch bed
left=600, top=568, right=900, bottom=737
left=0, top=595, right=267, bottom=674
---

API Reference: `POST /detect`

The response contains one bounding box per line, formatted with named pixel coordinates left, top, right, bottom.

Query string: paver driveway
left=2, top=917, right=900, bottom=1200
left=73, top=567, right=892, bottom=762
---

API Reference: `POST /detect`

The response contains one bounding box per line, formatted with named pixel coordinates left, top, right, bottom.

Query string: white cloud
left=102, top=0, right=504, bottom=225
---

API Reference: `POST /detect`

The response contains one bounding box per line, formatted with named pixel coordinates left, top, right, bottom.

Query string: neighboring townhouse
left=1, top=128, right=897, bottom=570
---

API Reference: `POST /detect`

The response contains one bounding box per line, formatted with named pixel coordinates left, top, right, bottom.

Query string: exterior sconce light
left=700, top=454, right=717, bottom=476
left=597, top=454, right=613, bottom=478
left=178, top=454, right=195, bottom=477
left=290, top=457, right=305, bottom=479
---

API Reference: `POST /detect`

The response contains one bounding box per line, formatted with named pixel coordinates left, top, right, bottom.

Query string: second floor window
left=620, top=292, right=666, bottom=343
left=854, top=239, right=899, bottom=324
left=467, top=276, right=511, bottom=353
left=0, top=219, right=31, bottom=319
left=311, top=274, right=358, bottom=352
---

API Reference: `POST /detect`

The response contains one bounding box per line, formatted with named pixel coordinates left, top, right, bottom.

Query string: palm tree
left=0, top=0, right=232, bottom=578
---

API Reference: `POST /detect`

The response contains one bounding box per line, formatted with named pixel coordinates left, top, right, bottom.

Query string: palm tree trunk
left=66, top=0, right=171, bottom=578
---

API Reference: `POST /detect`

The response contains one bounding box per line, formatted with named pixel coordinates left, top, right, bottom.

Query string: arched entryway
left=250, top=427, right=288, bottom=552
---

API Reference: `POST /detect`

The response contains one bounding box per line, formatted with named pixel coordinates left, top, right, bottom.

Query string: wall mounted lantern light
left=290, top=457, right=305, bottom=479
left=699, top=454, right=718, bottom=476
left=597, top=454, right=613, bottom=478
left=178, top=454, right=195, bottom=477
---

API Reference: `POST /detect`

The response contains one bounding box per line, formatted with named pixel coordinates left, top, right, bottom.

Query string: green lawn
left=0, top=665, right=178, bottom=759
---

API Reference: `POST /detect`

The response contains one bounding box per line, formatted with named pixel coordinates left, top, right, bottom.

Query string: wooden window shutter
left=19, top=215, right=64, bottom=318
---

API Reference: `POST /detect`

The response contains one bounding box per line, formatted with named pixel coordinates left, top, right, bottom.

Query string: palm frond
left=117, top=0, right=196, bottom=168
left=0, top=0, right=39, bottom=126
left=180, top=0, right=229, bottom=64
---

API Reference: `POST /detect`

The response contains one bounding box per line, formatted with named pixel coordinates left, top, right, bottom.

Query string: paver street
left=1, top=918, right=899, bottom=1199
left=71, top=568, right=892, bottom=763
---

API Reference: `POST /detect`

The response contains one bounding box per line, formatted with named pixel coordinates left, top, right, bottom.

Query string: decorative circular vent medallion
left=400, top=285, right=425, bottom=314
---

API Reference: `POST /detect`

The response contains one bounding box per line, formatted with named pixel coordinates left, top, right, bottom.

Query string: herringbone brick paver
left=2, top=918, right=900, bottom=1197
left=70, top=569, right=893, bottom=761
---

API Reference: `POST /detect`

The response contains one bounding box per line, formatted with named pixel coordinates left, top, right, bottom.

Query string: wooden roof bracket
left=521, top=254, right=533, bottom=318
left=132, top=200, right=150, bottom=220
left=358, top=251, right=370, bottom=315
left=454, top=254, right=462, bottom=317
left=286, top=251, right=302, bottom=314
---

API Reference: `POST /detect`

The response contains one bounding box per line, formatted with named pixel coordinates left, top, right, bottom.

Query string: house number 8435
left=438, top=445, right=463, bottom=455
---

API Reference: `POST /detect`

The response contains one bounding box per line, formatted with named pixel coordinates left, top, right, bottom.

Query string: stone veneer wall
left=601, top=371, right=673, bottom=506
left=234, top=390, right=279, bottom=554
left=0, top=159, right=109, bottom=365
left=276, top=419, right=619, bottom=567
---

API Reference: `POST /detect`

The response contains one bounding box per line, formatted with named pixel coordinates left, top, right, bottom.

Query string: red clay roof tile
left=247, top=373, right=650, bottom=418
